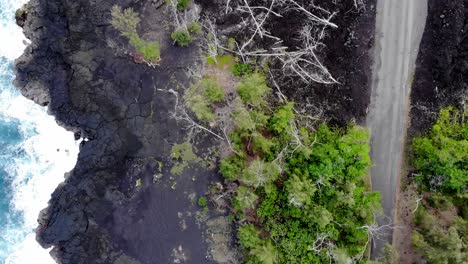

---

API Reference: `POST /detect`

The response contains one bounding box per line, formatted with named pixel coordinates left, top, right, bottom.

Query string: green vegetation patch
left=187, top=21, right=202, bottom=35
left=410, top=106, right=468, bottom=263
left=176, top=0, right=190, bottom=10
left=232, top=63, right=252, bottom=76
left=412, top=206, right=467, bottom=264
left=171, top=141, right=202, bottom=175
left=237, top=73, right=271, bottom=107
left=184, top=77, right=225, bottom=122
left=198, top=196, right=208, bottom=207
left=171, top=29, right=193, bottom=47
left=111, top=6, right=160, bottom=63
left=212, top=71, right=379, bottom=263
left=412, top=106, right=467, bottom=195
left=206, top=55, right=236, bottom=72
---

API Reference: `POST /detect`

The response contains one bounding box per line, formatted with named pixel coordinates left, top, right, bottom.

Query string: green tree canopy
left=412, top=107, right=468, bottom=195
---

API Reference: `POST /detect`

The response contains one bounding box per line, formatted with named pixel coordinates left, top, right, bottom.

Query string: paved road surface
left=367, top=0, right=427, bottom=258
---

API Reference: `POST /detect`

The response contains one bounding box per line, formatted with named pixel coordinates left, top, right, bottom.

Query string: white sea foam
left=0, top=0, right=80, bottom=263
left=0, top=0, right=29, bottom=60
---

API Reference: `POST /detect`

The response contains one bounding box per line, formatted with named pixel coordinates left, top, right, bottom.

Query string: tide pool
left=0, top=0, right=79, bottom=263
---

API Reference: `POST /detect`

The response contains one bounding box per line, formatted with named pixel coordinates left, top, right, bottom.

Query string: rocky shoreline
left=13, top=0, right=377, bottom=263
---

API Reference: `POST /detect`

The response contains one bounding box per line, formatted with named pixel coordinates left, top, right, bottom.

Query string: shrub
left=176, top=0, right=190, bottom=10
left=241, top=160, right=281, bottom=188
left=187, top=21, right=202, bottom=35
left=130, top=36, right=160, bottom=62
left=202, top=78, right=224, bottom=102
left=171, top=29, right=192, bottom=47
left=234, top=186, right=258, bottom=210
left=227, top=37, right=237, bottom=50
left=233, top=100, right=256, bottom=132
left=412, top=221, right=467, bottom=264
left=187, top=100, right=215, bottom=122
left=198, top=196, right=208, bottom=207
left=269, top=102, right=295, bottom=134
left=111, top=6, right=140, bottom=38
left=249, top=240, right=278, bottom=264
left=237, top=73, right=270, bottom=106
left=412, top=107, right=468, bottom=195
left=285, top=175, right=316, bottom=207
left=233, top=63, right=252, bottom=76
left=238, top=224, right=261, bottom=249
left=251, top=133, right=274, bottom=155
left=219, top=155, right=245, bottom=181
left=184, top=77, right=224, bottom=122
left=111, top=6, right=160, bottom=63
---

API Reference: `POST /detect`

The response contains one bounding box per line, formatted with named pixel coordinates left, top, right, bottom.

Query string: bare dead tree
left=412, top=195, right=424, bottom=214
left=203, top=0, right=340, bottom=86
left=354, top=220, right=395, bottom=262
left=202, top=20, right=223, bottom=63
left=166, top=0, right=201, bottom=32
left=158, top=88, right=224, bottom=140
left=354, top=0, right=365, bottom=10
left=308, top=232, right=335, bottom=253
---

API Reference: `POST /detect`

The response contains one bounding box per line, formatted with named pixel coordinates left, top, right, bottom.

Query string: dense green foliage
left=198, top=196, right=208, bottom=207
left=233, top=63, right=252, bottom=76
left=237, top=73, right=271, bottom=106
left=412, top=107, right=467, bottom=195
left=215, top=73, right=379, bottom=263
left=111, top=6, right=160, bottom=63
left=176, top=0, right=190, bottom=10
left=410, top=107, right=468, bottom=263
left=184, top=77, right=224, bottom=122
left=412, top=206, right=467, bottom=264
left=171, top=29, right=193, bottom=47
left=219, top=155, right=245, bottom=181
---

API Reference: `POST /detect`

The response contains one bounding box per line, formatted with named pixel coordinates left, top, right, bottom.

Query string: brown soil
left=393, top=178, right=423, bottom=264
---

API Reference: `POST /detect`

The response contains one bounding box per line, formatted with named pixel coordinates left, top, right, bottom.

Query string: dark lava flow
left=13, top=0, right=380, bottom=263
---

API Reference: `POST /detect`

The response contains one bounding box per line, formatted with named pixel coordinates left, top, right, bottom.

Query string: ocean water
left=0, top=0, right=79, bottom=263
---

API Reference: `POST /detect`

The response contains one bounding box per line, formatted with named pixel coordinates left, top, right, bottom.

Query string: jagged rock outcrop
left=15, top=0, right=215, bottom=263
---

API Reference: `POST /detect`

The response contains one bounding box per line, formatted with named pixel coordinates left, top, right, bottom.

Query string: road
left=367, top=0, right=427, bottom=258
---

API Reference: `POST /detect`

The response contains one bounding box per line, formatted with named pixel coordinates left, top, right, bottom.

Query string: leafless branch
left=412, top=196, right=424, bottom=214
left=205, top=0, right=339, bottom=85
left=158, top=88, right=224, bottom=140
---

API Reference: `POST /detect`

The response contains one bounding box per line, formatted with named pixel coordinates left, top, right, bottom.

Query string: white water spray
left=0, top=0, right=79, bottom=263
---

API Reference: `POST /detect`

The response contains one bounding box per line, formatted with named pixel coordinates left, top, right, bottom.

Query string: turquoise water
left=0, top=1, right=79, bottom=263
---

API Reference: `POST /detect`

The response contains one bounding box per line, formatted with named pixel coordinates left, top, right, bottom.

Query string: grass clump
left=111, top=6, right=160, bottom=63
left=198, top=196, right=208, bottom=207
left=184, top=77, right=224, bottom=122
left=232, top=63, right=252, bottom=76
left=206, top=55, right=236, bottom=71
left=176, top=0, right=190, bottom=10
left=171, top=29, right=192, bottom=47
